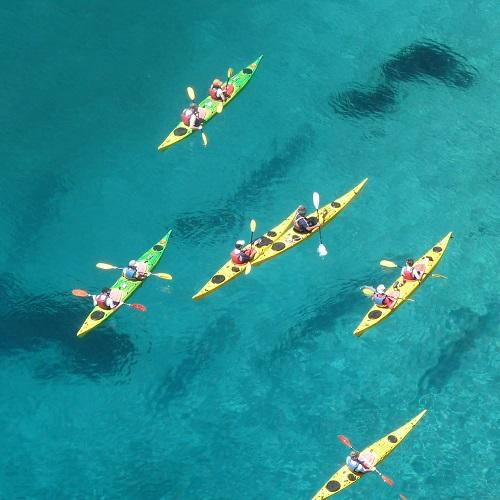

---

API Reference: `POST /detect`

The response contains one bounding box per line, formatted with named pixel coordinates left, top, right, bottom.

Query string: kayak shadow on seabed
left=0, top=273, right=136, bottom=380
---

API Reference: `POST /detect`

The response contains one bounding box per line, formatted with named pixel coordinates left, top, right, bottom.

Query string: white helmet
left=235, top=240, right=245, bottom=249
left=376, top=284, right=386, bottom=294
left=129, top=260, right=137, bottom=267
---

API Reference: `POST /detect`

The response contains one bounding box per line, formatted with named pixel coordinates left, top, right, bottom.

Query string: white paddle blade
left=313, top=192, right=320, bottom=210
left=245, top=263, right=252, bottom=275
left=317, top=243, right=328, bottom=257
left=187, top=86, right=196, bottom=101
left=201, top=132, right=208, bottom=147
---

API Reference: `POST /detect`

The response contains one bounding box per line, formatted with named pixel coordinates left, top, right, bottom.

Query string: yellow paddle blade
left=380, top=259, right=398, bottom=268
left=227, top=67, right=234, bottom=79
left=245, top=262, right=252, bottom=275
left=96, top=262, right=117, bottom=270
left=431, top=273, right=448, bottom=279
left=250, top=219, right=256, bottom=232
left=201, top=132, right=208, bottom=147
left=361, top=287, right=374, bottom=297
left=187, top=86, right=196, bottom=101
left=154, top=272, right=173, bottom=280
left=216, top=102, right=224, bottom=113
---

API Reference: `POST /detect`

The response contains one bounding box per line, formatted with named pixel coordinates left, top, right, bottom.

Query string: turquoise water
left=1, top=1, right=499, bottom=498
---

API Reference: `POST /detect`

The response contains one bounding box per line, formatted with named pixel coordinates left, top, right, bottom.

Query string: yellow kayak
left=312, top=410, right=427, bottom=499
left=192, top=210, right=296, bottom=300
left=252, top=178, right=368, bottom=266
left=353, top=232, right=453, bottom=337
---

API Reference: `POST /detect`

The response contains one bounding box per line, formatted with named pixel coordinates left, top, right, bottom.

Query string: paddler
left=230, top=240, right=257, bottom=265
left=293, top=205, right=320, bottom=234
left=92, top=288, right=122, bottom=310
left=122, top=260, right=149, bottom=281
left=209, top=78, right=232, bottom=102
left=181, top=102, right=205, bottom=130
left=346, top=451, right=376, bottom=474
left=370, top=284, right=397, bottom=308
left=401, top=258, right=424, bottom=282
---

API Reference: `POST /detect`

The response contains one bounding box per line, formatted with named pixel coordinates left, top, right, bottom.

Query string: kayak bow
left=76, top=230, right=172, bottom=337
left=158, top=56, right=263, bottom=151
left=312, top=410, right=427, bottom=499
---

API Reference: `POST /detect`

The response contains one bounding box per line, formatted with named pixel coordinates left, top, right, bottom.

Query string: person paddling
left=92, top=288, right=122, bottom=310
left=209, top=78, right=234, bottom=102
left=122, top=260, right=149, bottom=281
left=400, top=258, right=424, bottom=282
left=293, top=205, right=320, bottom=234
left=346, top=450, right=376, bottom=474
left=369, top=284, right=398, bottom=308
left=230, top=240, right=256, bottom=265
left=181, top=102, right=206, bottom=130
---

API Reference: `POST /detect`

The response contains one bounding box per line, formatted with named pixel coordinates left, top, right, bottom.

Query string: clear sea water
left=1, top=1, right=499, bottom=499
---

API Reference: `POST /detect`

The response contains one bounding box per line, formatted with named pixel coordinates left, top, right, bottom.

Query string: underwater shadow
left=0, top=273, right=137, bottom=380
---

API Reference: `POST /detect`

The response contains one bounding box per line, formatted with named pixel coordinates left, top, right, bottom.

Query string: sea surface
left=1, top=1, right=499, bottom=499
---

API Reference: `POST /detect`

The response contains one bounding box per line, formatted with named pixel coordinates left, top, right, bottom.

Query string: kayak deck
left=158, top=55, right=263, bottom=151
left=353, top=232, right=453, bottom=337
left=312, top=410, right=427, bottom=499
left=192, top=210, right=295, bottom=300
left=252, top=178, right=368, bottom=266
left=76, top=230, right=172, bottom=337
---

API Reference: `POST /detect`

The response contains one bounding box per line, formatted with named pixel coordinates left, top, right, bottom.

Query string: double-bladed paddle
left=71, top=289, right=147, bottom=311
left=186, top=86, right=208, bottom=146
left=96, top=262, right=173, bottom=281
left=245, top=219, right=257, bottom=275
left=380, top=259, right=447, bottom=279
left=312, top=192, right=328, bottom=257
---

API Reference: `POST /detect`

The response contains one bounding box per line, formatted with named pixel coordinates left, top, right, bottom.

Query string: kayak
left=192, top=210, right=296, bottom=300
left=312, top=409, right=427, bottom=499
left=76, top=230, right=172, bottom=337
left=251, top=178, right=368, bottom=266
left=158, top=55, right=263, bottom=151
left=353, top=232, right=452, bottom=337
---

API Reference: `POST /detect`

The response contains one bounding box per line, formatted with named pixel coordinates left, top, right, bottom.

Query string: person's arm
left=92, top=295, right=97, bottom=306
left=189, top=113, right=202, bottom=130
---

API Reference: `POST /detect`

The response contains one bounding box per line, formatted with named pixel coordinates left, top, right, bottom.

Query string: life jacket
left=231, top=248, right=243, bottom=264
left=209, top=83, right=235, bottom=101
left=96, top=293, right=111, bottom=310
left=346, top=457, right=368, bottom=474
left=181, top=108, right=194, bottom=126
left=402, top=266, right=416, bottom=281
left=209, top=85, right=221, bottom=100
left=293, top=213, right=308, bottom=232
left=372, top=293, right=386, bottom=306
left=123, top=267, right=137, bottom=280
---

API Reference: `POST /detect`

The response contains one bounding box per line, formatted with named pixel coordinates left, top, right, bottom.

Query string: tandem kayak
left=192, top=210, right=296, bottom=300
left=76, top=231, right=172, bottom=337
left=251, top=178, right=368, bottom=266
left=353, top=232, right=452, bottom=337
left=158, top=56, right=263, bottom=151
left=312, top=410, right=427, bottom=499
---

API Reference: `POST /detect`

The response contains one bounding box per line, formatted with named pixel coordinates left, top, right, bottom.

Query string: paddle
left=380, top=259, right=447, bottom=280
left=186, top=86, right=208, bottom=146
left=312, top=192, right=327, bottom=257
left=244, top=219, right=257, bottom=276
left=360, top=286, right=415, bottom=303
left=216, top=68, right=234, bottom=113
left=338, top=435, right=395, bottom=487
left=96, top=263, right=173, bottom=281
left=71, top=289, right=147, bottom=311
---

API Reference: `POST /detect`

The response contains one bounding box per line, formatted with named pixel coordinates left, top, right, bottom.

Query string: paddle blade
left=187, top=86, right=196, bottom=101
left=361, top=287, right=375, bottom=297
left=96, top=262, right=117, bottom=270
left=131, top=304, right=147, bottom=312
left=250, top=219, right=257, bottom=232
left=313, top=191, right=320, bottom=210
left=338, top=435, right=352, bottom=449
left=380, top=259, right=398, bottom=268
left=154, top=272, right=173, bottom=280
left=201, top=132, right=208, bottom=147
left=380, top=473, right=394, bottom=487
left=317, top=243, right=328, bottom=257
left=245, top=262, right=252, bottom=275
left=399, top=494, right=408, bottom=500
left=72, top=289, right=89, bottom=297
left=216, top=102, right=224, bottom=113
left=227, top=67, right=234, bottom=79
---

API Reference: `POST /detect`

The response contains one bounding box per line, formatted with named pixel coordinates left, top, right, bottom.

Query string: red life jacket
left=96, top=293, right=111, bottom=310
left=209, top=84, right=235, bottom=101
left=402, top=267, right=416, bottom=280
left=181, top=109, right=192, bottom=126
left=231, top=249, right=242, bottom=264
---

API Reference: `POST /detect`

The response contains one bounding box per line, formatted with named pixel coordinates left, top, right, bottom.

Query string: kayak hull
left=252, top=178, right=368, bottom=266
left=353, top=232, right=453, bottom=337
left=192, top=211, right=296, bottom=300
left=158, top=56, right=263, bottom=151
left=312, top=410, right=427, bottom=499
left=76, top=230, right=172, bottom=337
